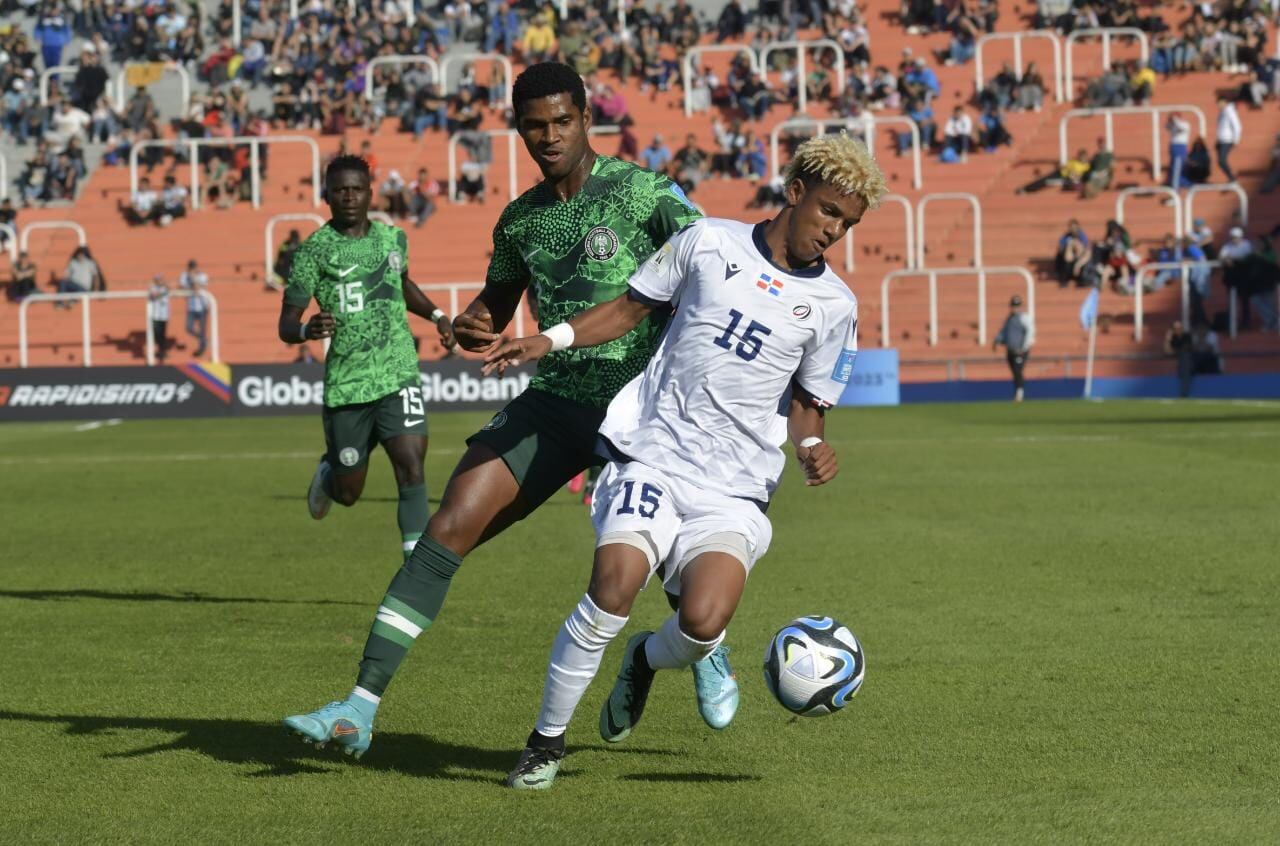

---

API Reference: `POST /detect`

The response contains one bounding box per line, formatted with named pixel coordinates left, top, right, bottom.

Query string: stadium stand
left=2, top=0, right=1279, bottom=384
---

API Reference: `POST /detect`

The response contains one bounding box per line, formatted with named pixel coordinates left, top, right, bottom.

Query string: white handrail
left=114, top=62, right=191, bottom=116
left=759, top=39, right=846, bottom=115
left=18, top=289, right=220, bottom=368
left=0, top=155, right=5, bottom=199
left=364, top=55, right=441, bottom=101
left=419, top=282, right=526, bottom=339
left=447, top=126, right=620, bottom=204
left=916, top=193, right=983, bottom=270
left=880, top=266, right=1035, bottom=347
left=975, top=31, right=1065, bottom=104
left=264, top=213, right=325, bottom=291
left=19, top=221, right=88, bottom=253
left=38, top=64, right=78, bottom=107
left=843, top=193, right=915, bottom=273
left=440, top=53, right=513, bottom=107
left=1131, top=260, right=1222, bottom=342
left=682, top=45, right=760, bottom=116
left=1059, top=105, right=1206, bottom=180
left=0, top=224, right=16, bottom=262
left=1063, top=27, right=1150, bottom=97
left=129, top=135, right=321, bottom=210
left=1185, top=183, right=1249, bottom=229
left=769, top=116, right=921, bottom=189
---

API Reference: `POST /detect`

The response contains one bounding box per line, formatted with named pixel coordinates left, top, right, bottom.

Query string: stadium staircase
left=3, top=1, right=1278, bottom=382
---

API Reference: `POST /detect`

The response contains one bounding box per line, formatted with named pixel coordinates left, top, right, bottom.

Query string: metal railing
left=682, top=45, right=760, bottom=116
left=880, top=266, right=1035, bottom=347
left=842, top=193, right=914, bottom=274
left=440, top=54, right=513, bottom=106
left=1059, top=105, right=1206, bottom=181
left=129, top=135, right=321, bottom=210
left=1115, top=186, right=1184, bottom=240
left=114, top=62, right=191, bottom=116
left=447, top=126, right=619, bottom=204
left=264, top=213, right=325, bottom=291
left=1063, top=27, right=1151, bottom=95
left=769, top=116, right=922, bottom=189
left=0, top=224, right=16, bottom=262
left=975, top=31, right=1065, bottom=104
left=364, top=55, right=441, bottom=101
left=1185, top=183, right=1249, bottom=229
left=19, top=221, right=88, bottom=253
left=759, top=39, right=847, bottom=115
left=0, top=155, right=5, bottom=199
left=1130, top=260, right=1222, bottom=342
left=916, top=193, right=983, bottom=269
left=38, top=64, right=77, bottom=106
left=18, top=288, right=220, bottom=368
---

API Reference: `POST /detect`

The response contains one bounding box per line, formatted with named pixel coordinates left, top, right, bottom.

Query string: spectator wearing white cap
left=993, top=294, right=1035, bottom=403
left=1219, top=226, right=1253, bottom=321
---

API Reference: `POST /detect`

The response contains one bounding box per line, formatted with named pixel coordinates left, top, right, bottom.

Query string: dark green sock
left=356, top=536, right=462, bottom=697
left=396, top=483, right=429, bottom=561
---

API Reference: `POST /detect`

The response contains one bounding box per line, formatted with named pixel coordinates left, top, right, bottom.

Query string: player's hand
left=453, top=308, right=499, bottom=352
left=435, top=315, right=456, bottom=350
left=481, top=335, right=553, bottom=376
left=306, top=311, right=336, bottom=340
left=796, top=440, right=838, bottom=486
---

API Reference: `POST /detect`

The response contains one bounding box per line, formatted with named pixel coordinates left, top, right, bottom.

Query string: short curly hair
left=783, top=133, right=887, bottom=210
left=512, top=62, right=587, bottom=118
left=325, top=154, right=371, bottom=184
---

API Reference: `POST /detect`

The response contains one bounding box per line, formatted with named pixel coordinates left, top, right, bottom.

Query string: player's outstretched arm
left=452, top=282, right=525, bottom=353
left=402, top=275, right=455, bottom=349
left=481, top=292, right=653, bottom=376
left=278, top=301, right=334, bottom=344
left=788, top=384, right=838, bottom=487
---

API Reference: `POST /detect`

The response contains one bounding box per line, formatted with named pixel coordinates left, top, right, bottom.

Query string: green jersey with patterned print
left=486, top=155, right=701, bottom=408
left=284, top=221, right=419, bottom=407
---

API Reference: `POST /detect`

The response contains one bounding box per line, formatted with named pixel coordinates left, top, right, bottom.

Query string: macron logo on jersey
left=756, top=273, right=784, bottom=297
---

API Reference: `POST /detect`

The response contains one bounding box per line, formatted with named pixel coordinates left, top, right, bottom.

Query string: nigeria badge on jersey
left=585, top=226, right=619, bottom=261
left=388, top=250, right=403, bottom=273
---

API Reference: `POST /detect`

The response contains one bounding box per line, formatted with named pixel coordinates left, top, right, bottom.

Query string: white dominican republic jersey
left=599, top=217, right=858, bottom=503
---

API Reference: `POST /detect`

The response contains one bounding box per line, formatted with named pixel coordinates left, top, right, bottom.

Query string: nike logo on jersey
left=725, top=262, right=741, bottom=280
left=404, top=418, right=424, bottom=428
left=337, top=265, right=360, bottom=278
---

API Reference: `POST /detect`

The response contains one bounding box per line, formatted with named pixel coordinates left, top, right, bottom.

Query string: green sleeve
left=397, top=226, right=409, bottom=265
left=284, top=241, right=318, bottom=309
left=484, top=207, right=531, bottom=293
left=643, top=172, right=703, bottom=247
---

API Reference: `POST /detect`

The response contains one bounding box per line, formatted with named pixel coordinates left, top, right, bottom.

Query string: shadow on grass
left=266, top=494, right=443, bottom=506
left=0, top=711, right=680, bottom=782
left=0, top=589, right=365, bottom=606
left=619, top=772, right=761, bottom=783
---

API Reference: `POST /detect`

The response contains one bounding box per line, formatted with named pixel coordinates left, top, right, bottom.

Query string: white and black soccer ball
left=763, top=616, right=865, bottom=717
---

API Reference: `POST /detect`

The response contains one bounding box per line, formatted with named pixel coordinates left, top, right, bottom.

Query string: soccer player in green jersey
left=278, top=154, right=455, bottom=564
left=283, top=63, right=738, bottom=759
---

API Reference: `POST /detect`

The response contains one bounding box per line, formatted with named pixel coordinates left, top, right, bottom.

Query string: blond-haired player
left=482, top=133, right=886, bottom=789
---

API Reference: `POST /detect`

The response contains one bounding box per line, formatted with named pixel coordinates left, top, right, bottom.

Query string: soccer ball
left=763, top=616, right=864, bottom=717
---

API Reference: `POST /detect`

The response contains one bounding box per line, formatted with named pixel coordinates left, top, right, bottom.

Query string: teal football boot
left=283, top=700, right=372, bottom=760
left=691, top=645, right=739, bottom=730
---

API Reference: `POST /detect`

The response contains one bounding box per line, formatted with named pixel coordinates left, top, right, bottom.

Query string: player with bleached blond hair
left=482, top=133, right=886, bottom=789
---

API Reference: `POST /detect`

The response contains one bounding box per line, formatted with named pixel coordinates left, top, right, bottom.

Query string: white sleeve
left=628, top=220, right=702, bottom=307
left=795, top=298, right=859, bottom=408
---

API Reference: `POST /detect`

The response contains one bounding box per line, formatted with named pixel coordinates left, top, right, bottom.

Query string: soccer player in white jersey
left=481, top=133, right=886, bottom=790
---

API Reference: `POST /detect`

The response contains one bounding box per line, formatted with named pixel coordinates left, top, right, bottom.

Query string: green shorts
left=467, top=388, right=606, bottom=510
left=323, top=381, right=428, bottom=475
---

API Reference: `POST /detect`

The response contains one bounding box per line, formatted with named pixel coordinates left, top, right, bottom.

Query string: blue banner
left=838, top=348, right=900, bottom=406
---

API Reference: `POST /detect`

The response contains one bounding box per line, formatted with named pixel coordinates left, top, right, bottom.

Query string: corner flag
left=1079, top=287, right=1100, bottom=330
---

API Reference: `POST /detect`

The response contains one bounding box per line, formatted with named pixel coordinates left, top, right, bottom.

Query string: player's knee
left=678, top=598, right=732, bottom=643
left=331, top=477, right=362, bottom=507
left=425, top=506, right=478, bottom=556
left=395, top=461, right=424, bottom=487
left=587, top=580, right=635, bottom=617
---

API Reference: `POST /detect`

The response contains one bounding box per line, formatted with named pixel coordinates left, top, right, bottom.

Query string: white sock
left=643, top=613, right=723, bottom=670
left=534, top=594, right=628, bottom=737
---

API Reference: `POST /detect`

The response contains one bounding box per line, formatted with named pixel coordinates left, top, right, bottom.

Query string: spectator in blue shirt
left=903, top=58, right=940, bottom=102
left=35, top=3, right=74, bottom=71
left=1055, top=219, right=1090, bottom=287
left=483, top=2, right=521, bottom=56
left=899, top=98, right=935, bottom=154
left=639, top=134, right=672, bottom=172
left=1150, top=234, right=1181, bottom=291
left=1181, top=236, right=1211, bottom=326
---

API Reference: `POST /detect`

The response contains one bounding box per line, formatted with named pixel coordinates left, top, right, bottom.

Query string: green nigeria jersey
left=284, top=221, right=420, bottom=407
left=486, top=155, right=701, bottom=408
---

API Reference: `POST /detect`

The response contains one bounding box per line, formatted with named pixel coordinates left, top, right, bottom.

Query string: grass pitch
left=2, top=400, right=1278, bottom=843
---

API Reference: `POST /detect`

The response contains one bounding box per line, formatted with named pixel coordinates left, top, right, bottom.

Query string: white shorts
left=589, top=460, right=773, bottom=596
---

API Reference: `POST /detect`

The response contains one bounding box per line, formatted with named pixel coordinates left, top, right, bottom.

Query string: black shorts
left=466, top=388, right=605, bottom=510
left=322, top=381, right=428, bottom=474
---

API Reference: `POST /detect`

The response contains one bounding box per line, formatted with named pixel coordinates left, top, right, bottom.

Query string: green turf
left=3, top=400, right=1278, bottom=843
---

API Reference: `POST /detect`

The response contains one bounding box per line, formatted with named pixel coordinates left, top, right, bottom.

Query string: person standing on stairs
left=1215, top=95, right=1242, bottom=183
left=993, top=295, right=1035, bottom=403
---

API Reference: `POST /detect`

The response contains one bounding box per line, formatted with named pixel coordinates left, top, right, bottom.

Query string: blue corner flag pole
left=1081, top=288, right=1100, bottom=399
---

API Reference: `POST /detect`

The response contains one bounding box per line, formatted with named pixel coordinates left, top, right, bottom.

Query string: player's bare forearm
left=480, top=293, right=652, bottom=376
left=788, top=387, right=837, bottom=486
left=277, top=301, right=334, bottom=344
left=401, top=276, right=441, bottom=320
